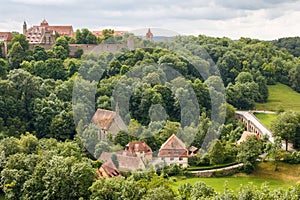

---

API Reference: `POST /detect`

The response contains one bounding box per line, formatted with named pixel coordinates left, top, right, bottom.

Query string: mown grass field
left=253, top=113, right=278, bottom=129
left=170, top=162, right=299, bottom=193
left=255, top=83, right=300, bottom=112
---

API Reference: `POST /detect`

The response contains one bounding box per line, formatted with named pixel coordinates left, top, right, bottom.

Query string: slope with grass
left=255, top=83, right=300, bottom=112
left=253, top=112, right=278, bottom=129
left=170, top=162, right=299, bottom=193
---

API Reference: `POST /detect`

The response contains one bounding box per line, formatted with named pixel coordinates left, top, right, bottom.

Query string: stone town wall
left=29, top=43, right=130, bottom=56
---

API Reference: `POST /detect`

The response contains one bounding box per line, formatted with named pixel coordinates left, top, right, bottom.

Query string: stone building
left=24, top=19, right=74, bottom=44
left=158, top=134, right=189, bottom=167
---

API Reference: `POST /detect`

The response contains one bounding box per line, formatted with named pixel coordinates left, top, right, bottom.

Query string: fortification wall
left=29, top=43, right=130, bottom=56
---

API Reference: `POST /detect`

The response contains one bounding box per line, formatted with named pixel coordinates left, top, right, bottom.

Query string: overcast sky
left=0, top=0, right=299, bottom=40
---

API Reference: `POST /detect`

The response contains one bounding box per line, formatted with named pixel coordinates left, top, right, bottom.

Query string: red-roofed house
left=158, top=134, right=188, bottom=167
left=125, top=141, right=153, bottom=161
left=0, top=32, right=13, bottom=58
left=24, top=19, right=74, bottom=44
left=91, top=109, right=128, bottom=140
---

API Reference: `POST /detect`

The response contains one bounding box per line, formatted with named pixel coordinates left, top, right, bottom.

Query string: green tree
left=226, top=72, right=259, bottom=109
left=208, top=139, right=225, bottom=165
left=265, top=136, right=283, bottom=171
left=271, top=111, right=298, bottom=151
left=33, top=45, right=48, bottom=61
left=237, top=135, right=263, bottom=173
left=190, top=181, right=215, bottom=199
left=8, top=42, right=25, bottom=69
left=0, top=58, right=8, bottom=78
left=75, top=28, right=98, bottom=44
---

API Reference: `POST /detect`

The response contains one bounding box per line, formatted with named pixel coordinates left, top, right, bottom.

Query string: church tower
left=23, top=21, right=27, bottom=35
left=146, top=28, right=153, bottom=40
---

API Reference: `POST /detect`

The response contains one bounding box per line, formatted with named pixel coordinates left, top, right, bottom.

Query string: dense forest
left=0, top=30, right=300, bottom=199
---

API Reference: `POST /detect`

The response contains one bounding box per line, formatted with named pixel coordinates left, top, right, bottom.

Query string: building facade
left=24, top=19, right=74, bottom=44
left=158, top=134, right=188, bottom=167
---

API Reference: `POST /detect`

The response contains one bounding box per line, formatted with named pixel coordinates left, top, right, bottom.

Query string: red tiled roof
left=158, top=134, right=188, bottom=157
left=125, top=141, right=152, bottom=155
left=0, top=32, right=13, bottom=41
left=98, top=161, right=121, bottom=178
left=47, top=26, right=73, bottom=36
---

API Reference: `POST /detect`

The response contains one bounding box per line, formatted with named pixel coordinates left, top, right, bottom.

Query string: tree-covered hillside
left=0, top=32, right=300, bottom=199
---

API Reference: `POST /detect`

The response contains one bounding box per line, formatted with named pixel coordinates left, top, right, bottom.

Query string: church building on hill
left=23, top=19, right=74, bottom=44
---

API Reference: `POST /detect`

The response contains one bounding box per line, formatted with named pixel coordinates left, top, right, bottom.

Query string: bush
left=282, top=151, right=300, bottom=164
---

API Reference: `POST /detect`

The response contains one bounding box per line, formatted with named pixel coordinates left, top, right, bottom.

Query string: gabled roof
left=98, top=161, right=121, bottom=178
left=91, top=109, right=127, bottom=131
left=92, top=109, right=116, bottom=130
left=125, top=141, right=152, bottom=155
left=159, top=134, right=187, bottom=150
left=47, top=26, right=73, bottom=36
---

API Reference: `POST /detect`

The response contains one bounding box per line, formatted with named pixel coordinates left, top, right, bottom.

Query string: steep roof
left=98, top=161, right=121, bottom=178
left=91, top=109, right=127, bottom=132
left=125, top=141, right=152, bottom=155
left=47, top=26, right=73, bottom=36
left=159, top=134, right=187, bottom=150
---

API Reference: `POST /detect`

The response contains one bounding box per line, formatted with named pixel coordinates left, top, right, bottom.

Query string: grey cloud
left=214, top=0, right=300, bottom=10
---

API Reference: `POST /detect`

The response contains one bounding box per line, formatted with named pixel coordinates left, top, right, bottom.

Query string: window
left=170, top=157, right=174, bottom=161
left=179, top=157, right=183, bottom=161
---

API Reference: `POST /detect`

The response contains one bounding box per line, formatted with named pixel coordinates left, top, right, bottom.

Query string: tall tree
left=271, top=111, right=298, bottom=151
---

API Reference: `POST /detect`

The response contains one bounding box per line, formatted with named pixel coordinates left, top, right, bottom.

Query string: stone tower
left=127, top=36, right=134, bottom=50
left=146, top=28, right=153, bottom=40
left=23, top=21, right=27, bottom=35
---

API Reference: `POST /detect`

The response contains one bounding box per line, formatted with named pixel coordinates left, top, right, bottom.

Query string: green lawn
left=253, top=113, right=278, bottom=129
left=170, top=162, right=299, bottom=194
left=255, top=83, right=300, bottom=112
left=170, top=177, right=293, bottom=193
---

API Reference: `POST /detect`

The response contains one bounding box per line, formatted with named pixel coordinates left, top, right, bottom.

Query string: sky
left=0, top=0, right=299, bottom=40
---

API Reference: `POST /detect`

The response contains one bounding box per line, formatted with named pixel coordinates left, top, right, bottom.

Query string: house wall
left=159, top=157, right=188, bottom=168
